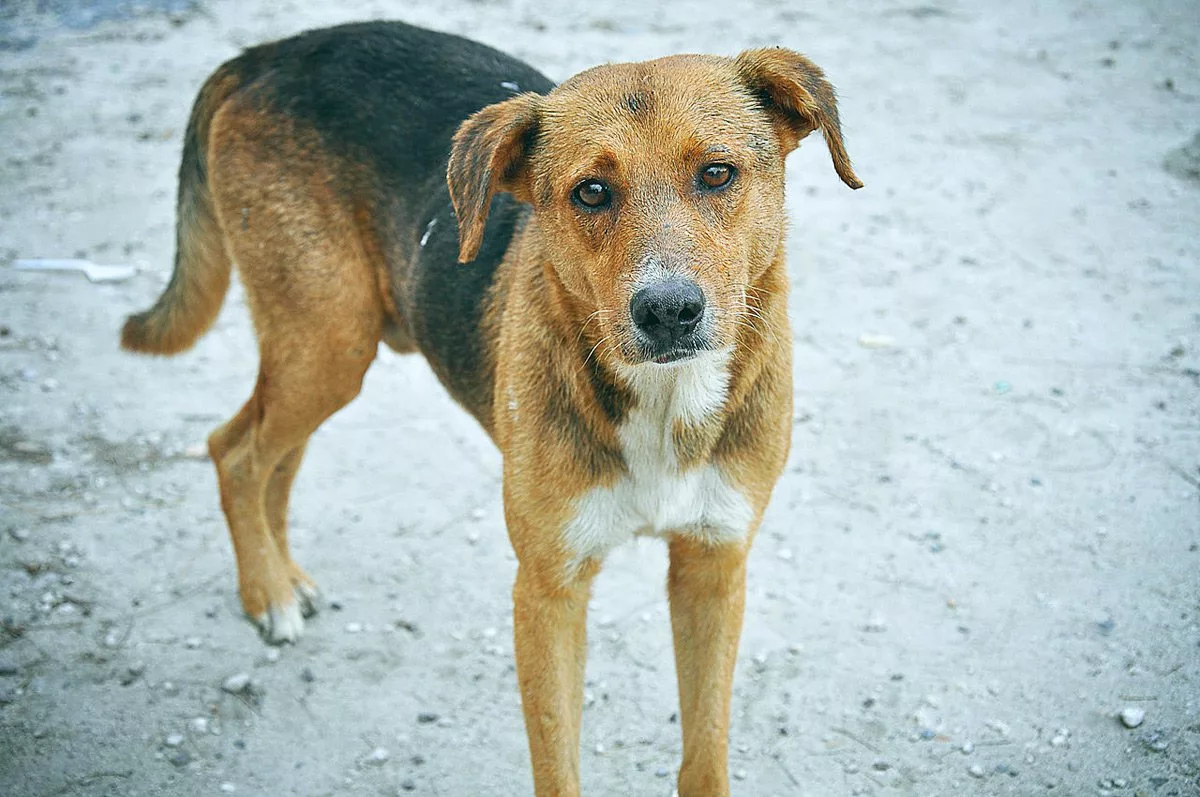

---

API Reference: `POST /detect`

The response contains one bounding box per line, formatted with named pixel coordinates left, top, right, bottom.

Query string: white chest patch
left=561, top=348, right=754, bottom=565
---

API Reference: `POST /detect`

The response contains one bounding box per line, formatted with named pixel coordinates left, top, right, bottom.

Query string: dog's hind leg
left=264, top=442, right=318, bottom=615
left=208, top=304, right=379, bottom=643
left=205, top=103, right=385, bottom=643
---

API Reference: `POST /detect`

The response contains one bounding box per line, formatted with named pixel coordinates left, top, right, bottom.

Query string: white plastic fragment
left=13, top=258, right=138, bottom=283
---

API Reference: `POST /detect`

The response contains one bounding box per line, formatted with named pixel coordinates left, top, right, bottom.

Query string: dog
left=120, top=20, right=861, bottom=796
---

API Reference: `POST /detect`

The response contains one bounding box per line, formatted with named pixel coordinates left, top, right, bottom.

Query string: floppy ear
left=734, top=48, right=863, bottom=189
left=447, top=93, right=542, bottom=263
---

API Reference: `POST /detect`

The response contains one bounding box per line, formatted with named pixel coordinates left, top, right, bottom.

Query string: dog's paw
left=294, top=581, right=320, bottom=618
left=256, top=598, right=305, bottom=645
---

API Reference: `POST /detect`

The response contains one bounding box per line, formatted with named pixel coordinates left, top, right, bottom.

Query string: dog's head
left=449, top=48, right=861, bottom=367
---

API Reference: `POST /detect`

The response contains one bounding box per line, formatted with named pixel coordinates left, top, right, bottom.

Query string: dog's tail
left=120, top=59, right=247, bottom=355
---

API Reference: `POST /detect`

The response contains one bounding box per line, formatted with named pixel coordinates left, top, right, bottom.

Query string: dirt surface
left=1, top=1, right=1198, bottom=795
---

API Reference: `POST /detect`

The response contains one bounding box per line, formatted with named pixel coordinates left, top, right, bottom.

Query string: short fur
left=122, top=21, right=860, bottom=797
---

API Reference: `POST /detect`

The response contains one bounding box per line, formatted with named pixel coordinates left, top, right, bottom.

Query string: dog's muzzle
left=629, top=276, right=709, bottom=363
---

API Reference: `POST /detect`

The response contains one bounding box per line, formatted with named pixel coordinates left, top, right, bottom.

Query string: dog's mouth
left=650, top=348, right=697, bottom=365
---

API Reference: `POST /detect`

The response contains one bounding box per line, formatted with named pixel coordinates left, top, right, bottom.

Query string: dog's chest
left=562, top=352, right=753, bottom=563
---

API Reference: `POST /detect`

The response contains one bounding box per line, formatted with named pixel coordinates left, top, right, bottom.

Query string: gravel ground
left=1, top=1, right=1198, bottom=795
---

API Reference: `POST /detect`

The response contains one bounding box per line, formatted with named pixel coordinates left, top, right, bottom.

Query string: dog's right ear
left=448, top=93, right=542, bottom=263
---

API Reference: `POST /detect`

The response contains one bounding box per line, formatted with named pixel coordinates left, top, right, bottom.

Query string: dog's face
left=450, top=49, right=861, bottom=367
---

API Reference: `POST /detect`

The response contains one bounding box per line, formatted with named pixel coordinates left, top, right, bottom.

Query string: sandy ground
left=1, top=0, right=1198, bottom=795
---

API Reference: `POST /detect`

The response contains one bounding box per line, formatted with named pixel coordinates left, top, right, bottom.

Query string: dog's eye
left=699, top=163, right=735, bottom=190
left=573, top=180, right=612, bottom=210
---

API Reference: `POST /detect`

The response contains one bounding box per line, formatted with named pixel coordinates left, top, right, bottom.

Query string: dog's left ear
left=734, top=48, right=863, bottom=189
left=448, top=93, right=542, bottom=263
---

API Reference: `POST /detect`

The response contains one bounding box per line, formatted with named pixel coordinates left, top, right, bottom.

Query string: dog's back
left=123, top=21, right=554, bottom=425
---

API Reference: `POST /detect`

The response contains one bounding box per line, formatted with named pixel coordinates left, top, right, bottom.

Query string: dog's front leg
left=512, top=552, right=597, bottom=797
left=668, top=535, right=751, bottom=797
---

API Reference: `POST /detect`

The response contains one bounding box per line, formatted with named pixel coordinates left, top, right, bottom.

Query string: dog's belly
left=561, top=349, right=754, bottom=563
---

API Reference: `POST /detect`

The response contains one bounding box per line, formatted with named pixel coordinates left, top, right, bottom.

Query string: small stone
left=221, top=673, right=251, bottom=694
left=654, top=768, right=670, bottom=778
left=470, top=508, right=486, bottom=521
left=185, top=636, right=202, bottom=649
left=968, top=764, right=985, bottom=778
left=128, top=661, right=146, bottom=677
left=219, top=784, right=236, bottom=794
left=872, top=760, right=891, bottom=771
left=164, top=733, right=185, bottom=748
left=776, top=548, right=793, bottom=561
left=365, top=746, right=389, bottom=765
left=263, top=648, right=280, bottom=664
left=8, top=528, right=29, bottom=542
left=863, top=613, right=888, bottom=633
left=189, top=717, right=209, bottom=734
left=417, top=712, right=439, bottom=724
left=345, top=622, right=363, bottom=634
left=858, top=332, right=896, bottom=349
left=1119, top=706, right=1145, bottom=728
left=733, top=768, right=747, bottom=780
left=182, top=443, right=208, bottom=460
left=400, top=779, right=416, bottom=791
left=961, top=740, right=975, bottom=754
left=168, top=750, right=192, bottom=767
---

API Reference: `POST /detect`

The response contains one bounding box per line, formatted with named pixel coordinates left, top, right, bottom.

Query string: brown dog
left=121, top=21, right=860, bottom=796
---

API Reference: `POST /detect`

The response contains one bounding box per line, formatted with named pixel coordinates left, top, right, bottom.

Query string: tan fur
left=125, top=43, right=859, bottom=797
left=119, top=64, right=243, bottom=355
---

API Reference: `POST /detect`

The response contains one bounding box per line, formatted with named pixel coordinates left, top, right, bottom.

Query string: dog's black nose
left=629, top=277, right=705, bottom=348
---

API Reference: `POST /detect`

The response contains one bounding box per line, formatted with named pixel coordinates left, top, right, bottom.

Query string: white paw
left=256, top=599, right=305, bottom=644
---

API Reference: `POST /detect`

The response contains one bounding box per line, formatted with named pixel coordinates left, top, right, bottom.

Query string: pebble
left=8, top=528, right=29, bottom=542
left=164, top=733, right=185, bottom=748
left=263, top=648, right=280, bottom=664
left=968, top=764, right=985, bottom=778
left=654, top=768, right=670, bottom=778
left=858, top=332, right=896, bottom=348
left=182, top=443, right=208, bottom=460
left=417, top=712, right=439, bottom=724
left=219, top=784, right=236, bottom=794
left=733, top=768, right=747, bottom=780
left=221, top=673, right=251, bottom=694
left=168, top=750, right=191, bottom=767
left=185, top=636, right=202, bottom=649
left=345, top=622, right=363, bottom=634
left=188, top=717, right=209, bottom=734
left=365, top=747, right=389, bottom=765
left=872, top=760, right=891, bottom=771
left=961, top=740, right=975, bottom=754
left=1118, top=706, right=1145, bottom=728
left=128, top=661, right=146, bottom=677
left=863, top=613, right=888, bottom=633
left=400, top=779, right=416, bottom=791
